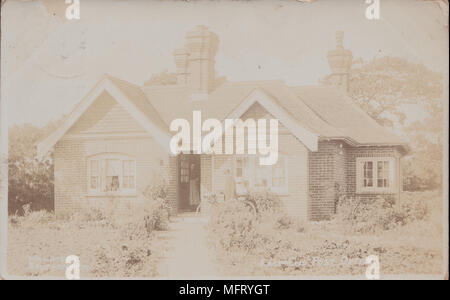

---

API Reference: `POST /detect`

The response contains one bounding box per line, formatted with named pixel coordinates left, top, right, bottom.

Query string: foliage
left=209, top=200, right=260, bottom=254
left=207, top=191, right=442, bottom=276
left=140, top=179, right=170, bottom=231
left=8, top=181, right=171, bottom=278
left=8, top=122, right=62, bottom=215
left=334, top=192, right=436, bottom=234
left=343, top=56, right=444, bottom=191
left=208, top=191, right=286, bottom=256
left=8, top=207, right=55, bottom=229
left=85, top=182, right=170, bottom=276
left=8, top=208, right=163, bottom=278
left=402, top=99, right=443, bottom=191
left=70, top=180, right=171, bottom=232
left=347, top=56, right=442, bottom=126
left=242, top=189, right=282, bottom=215
left=274, top=214, right=308, bottom=233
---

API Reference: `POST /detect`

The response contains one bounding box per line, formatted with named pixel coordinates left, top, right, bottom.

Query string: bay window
left=356, top=157, right=396, bottom=193
left=87, top=153, right=136, bottom=195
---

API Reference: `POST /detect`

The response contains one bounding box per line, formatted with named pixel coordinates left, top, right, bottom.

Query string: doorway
left=178, top=154, right=201, bottom=212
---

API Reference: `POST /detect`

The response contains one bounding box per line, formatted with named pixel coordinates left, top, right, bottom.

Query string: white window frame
left=356, top=156, right=396, bottom=194
left=87, top=153, right=137, bottom=196
left=233, top=155, right=289, bottom=195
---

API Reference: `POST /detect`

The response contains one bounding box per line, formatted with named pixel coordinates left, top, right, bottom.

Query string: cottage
left=37, top=26, right=408, bottom=221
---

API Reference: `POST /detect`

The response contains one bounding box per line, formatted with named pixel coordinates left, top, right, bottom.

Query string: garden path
left=155, top=212, right=220, bottom=278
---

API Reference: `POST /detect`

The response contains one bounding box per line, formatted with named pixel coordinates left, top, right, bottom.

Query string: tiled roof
left=38, top=74, right=408, bottom=155
left=105, top=75, right=169, bottom=134
left=142, top=79, right=407, bottom=148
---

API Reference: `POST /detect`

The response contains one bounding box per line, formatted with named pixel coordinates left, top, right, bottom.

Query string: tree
left=8, top=120, right=62, bottom=215
left=348, top=56, right=443, bottom=127
left=345, top=56, right=444, bottom=191
left=402, top=99, right=443, bottom=191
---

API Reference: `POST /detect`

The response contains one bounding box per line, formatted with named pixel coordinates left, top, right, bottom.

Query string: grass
left=7, top=203, right=169, bottom=278
left=7, top=190, right=444, bottom=278
left=207, top=190, right=444, bottom=277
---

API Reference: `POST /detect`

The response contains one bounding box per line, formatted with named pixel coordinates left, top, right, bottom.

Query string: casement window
left=356, top=157, right=396, bottom=193
left=122, top=160, right=136, bottom=189
left=234, top=155, right=288, bottom=195
left=87, top=153, right=136, bottom=196
left=90, top=160, right=100, bottom=190
left=179, top=155, right=190, bottom=184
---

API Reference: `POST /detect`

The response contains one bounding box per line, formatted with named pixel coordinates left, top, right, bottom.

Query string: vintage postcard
left=0, top=0, right=448, bottom=282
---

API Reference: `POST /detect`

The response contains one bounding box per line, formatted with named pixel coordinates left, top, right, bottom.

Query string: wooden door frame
left=177, top=153, right=201, bottom=212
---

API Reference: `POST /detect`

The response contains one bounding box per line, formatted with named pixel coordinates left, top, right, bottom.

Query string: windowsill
left=355, top=189, right=396, bottom=195
left=236, top=187, right=289, bottom=196
left=270, top=187, right=289, bottom=196
left=87, top=191, right=137, bottom=197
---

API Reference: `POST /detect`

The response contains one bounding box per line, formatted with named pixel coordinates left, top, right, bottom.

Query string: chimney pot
left=174, top=26, right=219, bottom=94
left=326, top=31, right=353, bottom=92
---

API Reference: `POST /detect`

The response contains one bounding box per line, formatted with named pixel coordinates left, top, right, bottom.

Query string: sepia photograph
left=0, top=0, right=448, bottom=283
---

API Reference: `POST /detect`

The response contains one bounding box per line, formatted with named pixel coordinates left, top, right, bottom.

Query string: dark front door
left=178, top=154, right=201, bottom=211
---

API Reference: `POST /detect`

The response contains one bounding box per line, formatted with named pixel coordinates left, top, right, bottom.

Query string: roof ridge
left=104, top=74, right=141, bottom=89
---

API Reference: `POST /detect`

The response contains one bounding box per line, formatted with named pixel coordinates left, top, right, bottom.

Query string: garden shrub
left=335, top=192, right=435, bottom=234
left=8, top=207, right=55, bottom=229
left=209, top=199, right=260, bottom=253
left=208, top=190, right=290, bottom=259
left=274, top=214, right=308, bottom=233
left=88, top=181, right=170, bottom=277
left=140, top=180, right=170, bottom=231
left=242, top=189, right=282, bottom=215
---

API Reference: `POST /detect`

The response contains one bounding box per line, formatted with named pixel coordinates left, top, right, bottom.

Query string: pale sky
left=1, top=0, right=448, bottom=127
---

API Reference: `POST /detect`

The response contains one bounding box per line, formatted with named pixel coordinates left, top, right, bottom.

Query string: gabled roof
left=104, top=75, right=169, bottom=134
left=142, top=80, right=408, bottom=151
left=37, top=74, right=409, bottom=158
left=36, top=75, right=171, bottom=158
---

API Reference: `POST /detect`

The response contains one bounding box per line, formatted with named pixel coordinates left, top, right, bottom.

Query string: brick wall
left=53, top=136, right=171, bottom=218
left=346, top=145, right=401, bottom=201
left=166, top=155, right=178, bottom=216
left=53, top=139, right=86, bottom=218
left=308, top=140, right=401, bottom=220
left=308, top=141, right=344, bottom=220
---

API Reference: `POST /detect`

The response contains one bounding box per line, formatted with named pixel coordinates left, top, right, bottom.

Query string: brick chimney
left=173, top=48, right=189, bottom=85
left=326, top=31, right=353, bottom=92
left=173, top=25, right=219, bottom=94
